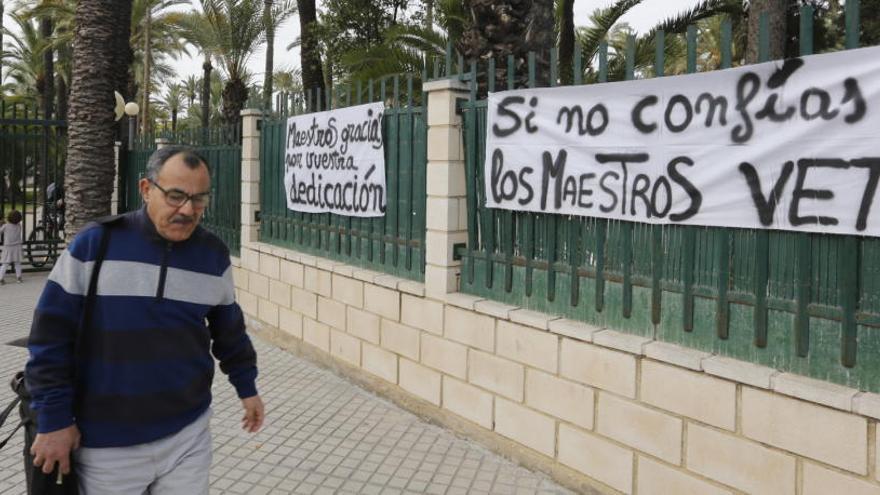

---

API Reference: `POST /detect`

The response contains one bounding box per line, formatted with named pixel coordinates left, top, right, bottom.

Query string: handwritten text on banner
left=284, top=102, right=386, bottom=217
left=484, top=46, right=880, bottom=237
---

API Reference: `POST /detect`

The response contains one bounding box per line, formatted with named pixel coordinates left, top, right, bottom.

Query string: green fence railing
left=0, top=99, right=67, bottom=270
left=122, top=132, right=156, bottom=214
left=260, top=78, right=427, bottom=282
left=458, top=3, right=880, bottom=393
left=122, top=126, right=241, bottom=256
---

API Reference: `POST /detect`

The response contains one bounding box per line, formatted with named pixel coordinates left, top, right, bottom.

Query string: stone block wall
left=232, top=241, right=880, bottom=495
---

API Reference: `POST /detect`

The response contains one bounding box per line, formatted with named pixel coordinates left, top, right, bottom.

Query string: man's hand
left=31, top=425, right=80, bottom=475
left=241, top=395, right=265, bottom=433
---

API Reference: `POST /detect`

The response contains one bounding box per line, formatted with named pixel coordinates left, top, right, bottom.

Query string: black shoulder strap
left=74, top=223, right=114, bottom=362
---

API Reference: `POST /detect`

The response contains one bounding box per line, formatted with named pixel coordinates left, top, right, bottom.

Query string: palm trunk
left=263, top=0, right=274, bottom=110
left=172, top=108, right=177, bottom=132
left=424, top=0, right=433, bottom=29
left=56, top=75, right=68, bottom=121
left=201, top=58, right=212, bottom=129
left=111, top=0, right=133, bottom=145
left=0, top=1, right=5, bottom=92
left=41, top=18, right=55, bottom=119
left=65, top=0, right=122, bottom=237
left=222, top=77, right=248, bottom=126
left=297, top=0, right=324, bottom=111
left=746, top=0, right=787, bottom=64
left=558, top=0, right=575, bottom=85
left=141, top=11, right=152, bottom=134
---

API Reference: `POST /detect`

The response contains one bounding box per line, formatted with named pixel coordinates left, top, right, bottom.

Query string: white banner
left=284, top=102, right=386, bottom=216
left=484, top=46, right=880, bottom=237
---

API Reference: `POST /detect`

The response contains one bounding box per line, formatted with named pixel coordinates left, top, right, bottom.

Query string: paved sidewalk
left=0, top=274, right=572, bottom=495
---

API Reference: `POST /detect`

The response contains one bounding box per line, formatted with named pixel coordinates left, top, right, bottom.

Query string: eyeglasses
left=148, top=178, right=210, bottom=208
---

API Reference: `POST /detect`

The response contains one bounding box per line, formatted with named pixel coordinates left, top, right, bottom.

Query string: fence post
left=112, top=141, right=121, bottom=214
left=423, top=79, right=469, bottom=297
left=240, top=109, right=261, bottom=247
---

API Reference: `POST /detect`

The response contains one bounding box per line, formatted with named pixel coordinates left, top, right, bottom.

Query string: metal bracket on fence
left=453, top=243, right=466, bottom=261
left=254, top=210, right=261, bottom=222
left=454, top=97, right=469, bottom=116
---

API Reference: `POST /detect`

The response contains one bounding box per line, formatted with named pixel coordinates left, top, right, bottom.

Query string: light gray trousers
left=75, top=409, right=212, bottom=495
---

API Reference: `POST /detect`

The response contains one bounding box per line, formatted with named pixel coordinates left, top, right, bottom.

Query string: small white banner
left=284, top=102, right=386, bottom=217
left=484, top=46, right=880, bottom=237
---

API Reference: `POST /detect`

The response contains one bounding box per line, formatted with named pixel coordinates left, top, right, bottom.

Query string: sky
left=1, top=0, right=705, bottom=96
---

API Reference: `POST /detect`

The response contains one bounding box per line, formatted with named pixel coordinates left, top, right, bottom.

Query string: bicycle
left=27, top=203, right=65, bottom=268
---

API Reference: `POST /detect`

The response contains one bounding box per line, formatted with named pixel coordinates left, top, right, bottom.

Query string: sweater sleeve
left=207, top=265, right=258, bottom=399
left=25, top=228, right=99, bottom=433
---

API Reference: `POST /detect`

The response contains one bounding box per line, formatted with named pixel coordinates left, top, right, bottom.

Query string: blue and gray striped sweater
left=25, top=209, right=258, bottom=448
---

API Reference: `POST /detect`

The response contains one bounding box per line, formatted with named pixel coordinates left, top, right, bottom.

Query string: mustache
left=171, top=215, right=195, bottom=224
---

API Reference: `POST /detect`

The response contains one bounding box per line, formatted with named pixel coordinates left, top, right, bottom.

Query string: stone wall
left=232, top=241, right=880, bottom=495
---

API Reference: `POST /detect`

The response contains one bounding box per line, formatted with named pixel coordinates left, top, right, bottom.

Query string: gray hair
left=145, top=145, right=209, bottom=181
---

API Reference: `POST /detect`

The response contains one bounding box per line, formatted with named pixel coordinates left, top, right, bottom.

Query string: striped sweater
left=25, top=208, right=257, bottom=448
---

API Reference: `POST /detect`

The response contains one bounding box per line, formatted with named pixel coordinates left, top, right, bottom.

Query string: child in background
left=0, top=210, right=24, bottom=284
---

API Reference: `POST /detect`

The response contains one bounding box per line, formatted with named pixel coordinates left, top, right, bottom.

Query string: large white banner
left=284, top=102, right=386, bottom=216
left=484, top=46, right=880, bottom=237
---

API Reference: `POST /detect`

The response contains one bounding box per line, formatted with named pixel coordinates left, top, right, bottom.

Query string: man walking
left=25, top=145, right=264, bottom=494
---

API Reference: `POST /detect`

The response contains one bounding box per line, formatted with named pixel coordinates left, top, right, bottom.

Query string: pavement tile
left=0, top=273, right=572, bottom=495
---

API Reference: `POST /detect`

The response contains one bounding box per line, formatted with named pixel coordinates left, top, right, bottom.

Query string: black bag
left=0, top=221, right=114, bottom=495
left=3, top=371, right=79, bottom=494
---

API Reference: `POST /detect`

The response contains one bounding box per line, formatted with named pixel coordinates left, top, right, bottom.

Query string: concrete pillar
left=423, top=79, right=469, bottom=297
left=240, top=109, right=262, bottom=247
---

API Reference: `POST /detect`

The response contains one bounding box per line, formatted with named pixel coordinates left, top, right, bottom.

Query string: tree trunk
left=263, top=0, right=274, bottom=110
left=65, top=0, right=122, bottom=238
left=41, top=18, right=55, bottom=119
left=425, top=0, right=433, bottom=30
left=297, top=0, right=324, bottom=111
left=746, top=0, right=787, bottom=64
left=201, top=59, right=212, bottom=129
left=172, top=108, right=177, bottom=132
left=458, top=0, right=556, bottom=92
left=111, top=0, right=133, bottom=145
left=558, top=0, right=575, bottom=85
left=0, top=0, right=4, bottom=87
left=56, top=75, right=68, bottom=121
left=141, top=11, right=152, bottom=134
left=222, top=78, right=248, bottom=127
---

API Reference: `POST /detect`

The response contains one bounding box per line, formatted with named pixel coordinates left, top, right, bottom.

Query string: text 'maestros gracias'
left=284, top=102, right=386, bottom=217
left=484, top=45, right=880, bottom=237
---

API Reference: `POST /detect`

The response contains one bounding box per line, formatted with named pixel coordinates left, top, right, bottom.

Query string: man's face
left=139, top=153, right=211, bottom=242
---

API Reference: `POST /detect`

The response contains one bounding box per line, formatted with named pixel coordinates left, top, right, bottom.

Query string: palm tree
left=178, top=6, right=217, bottom=129
left=262, top=0, right=297, bottom=110
left=3, top=13, right=44, bottom=101
left=747, top=0, right=786, bottom=63
left=557, top=0, right=576, bottom=84
left=457, top=0, right=555, bottom=87
left=27, top=0, right=86, bottom=121
left=196, top=0, right=268, bottom=126
left=297, top=0, right=324, bottom=110
left=131, top=0, right=188, bottom=133
left=64, top=0, right=132, bottom=236
left=162, top=82, right=185, bottom=131
left=1, top=0, right=5, bottom=89
left=336, top=0, right=469, bottom=86
left=182, top=74, right=199, bottom=107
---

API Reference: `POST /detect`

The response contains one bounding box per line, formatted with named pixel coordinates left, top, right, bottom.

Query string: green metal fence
left=458, top=3, right=880, bottom=392
left=122, top=132, right=156, bottom=213
left=260, top=78, right=427, bottom=281
left=0, top=100, right=67, bottom=270
left=123, top=126, right=241, bottom=256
